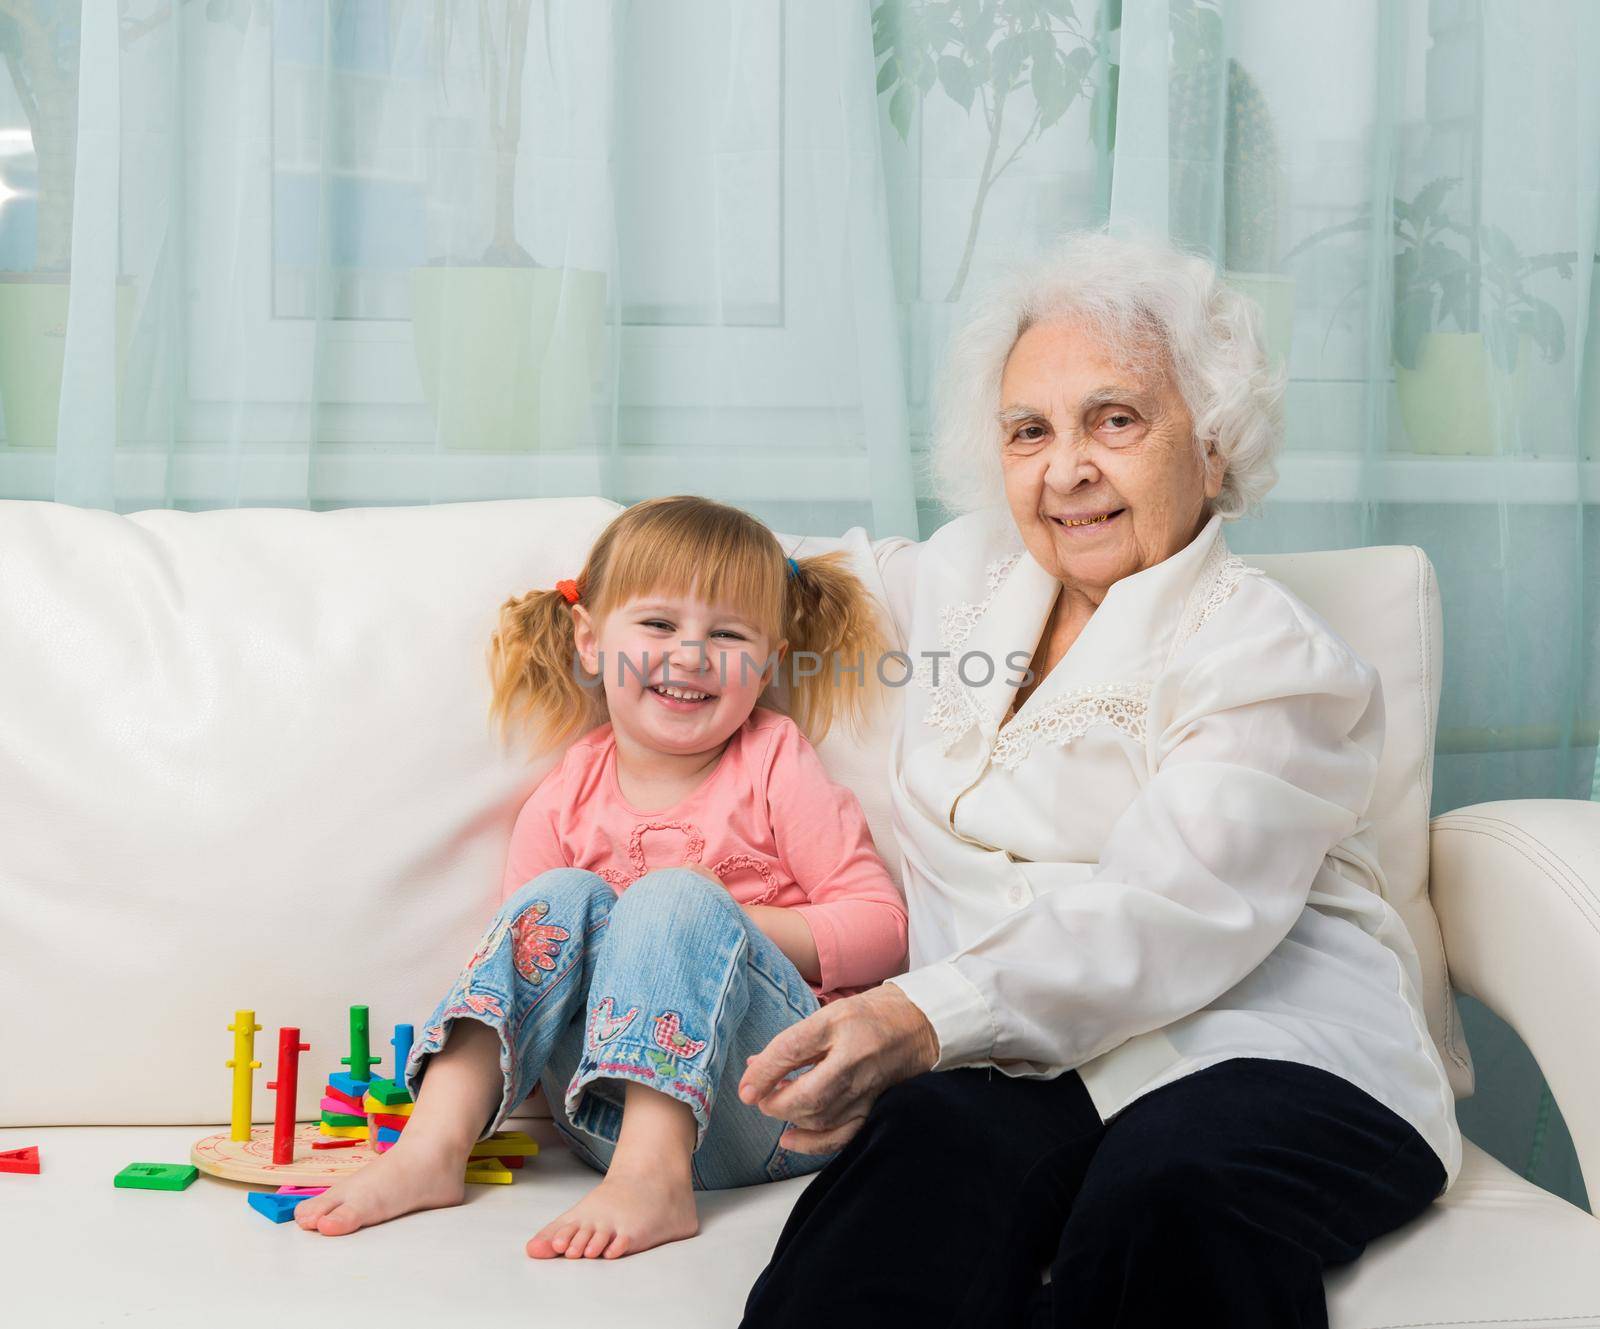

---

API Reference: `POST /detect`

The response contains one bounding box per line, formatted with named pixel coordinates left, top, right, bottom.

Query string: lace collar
left=912, top=511, right=1262, bottom=767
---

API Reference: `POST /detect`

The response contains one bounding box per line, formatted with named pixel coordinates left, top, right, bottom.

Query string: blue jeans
left=403, top=867, right=835, bottom=1190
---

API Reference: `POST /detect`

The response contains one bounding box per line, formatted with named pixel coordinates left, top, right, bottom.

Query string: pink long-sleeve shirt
left=499, top=706, right=909, bottom=1004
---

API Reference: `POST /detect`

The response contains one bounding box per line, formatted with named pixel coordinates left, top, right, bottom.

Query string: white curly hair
left=928, top=226, right=1287, bottom=521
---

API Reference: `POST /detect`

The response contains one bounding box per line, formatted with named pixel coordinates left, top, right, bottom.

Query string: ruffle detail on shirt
left=915, top=552, right=1023, bottom=752
left=1169, top=539, right=1265, bottom=660
left=988, top=682, right=1153, bottom=770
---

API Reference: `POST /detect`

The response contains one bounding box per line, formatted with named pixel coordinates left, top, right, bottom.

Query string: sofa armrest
left=1430, top=799, right=1600, bottom=1194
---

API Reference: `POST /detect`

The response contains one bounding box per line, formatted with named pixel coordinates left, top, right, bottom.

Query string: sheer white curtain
left=0, top=0, right=916, bottom=534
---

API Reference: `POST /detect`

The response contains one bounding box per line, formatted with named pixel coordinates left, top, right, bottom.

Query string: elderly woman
left=736, top=229, right=1460, bottom=1328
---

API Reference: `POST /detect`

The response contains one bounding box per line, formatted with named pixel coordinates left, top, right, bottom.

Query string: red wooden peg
left=264, top=1027, right=311, bottom=1165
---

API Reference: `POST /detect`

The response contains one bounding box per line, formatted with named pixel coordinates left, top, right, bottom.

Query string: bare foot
left=294, top=1134, right=469, bottom=1236
left=525, top=1164, right=699, bottom=1260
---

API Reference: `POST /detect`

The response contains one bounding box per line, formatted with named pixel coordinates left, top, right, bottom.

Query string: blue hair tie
left=785, top=556, right=800, bottom=580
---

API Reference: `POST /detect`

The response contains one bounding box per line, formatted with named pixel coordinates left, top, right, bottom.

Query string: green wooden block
left=366, top=1077, right=413, bottom=1107
left=114, top=1163, right=198, bottom=1191
left=320, top=1110, right=367, bottom=1128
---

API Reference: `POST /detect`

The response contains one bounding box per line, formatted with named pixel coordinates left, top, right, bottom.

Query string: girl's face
left=571, top=592, right=786, bottom=756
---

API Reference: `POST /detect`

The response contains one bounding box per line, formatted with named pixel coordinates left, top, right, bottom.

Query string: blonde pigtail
left=486, top=584, right=602, bottom=755
left=779, top=550, right=893, bottom=744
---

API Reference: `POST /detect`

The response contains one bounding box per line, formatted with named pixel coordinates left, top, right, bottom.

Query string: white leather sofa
left=2, top=495, right=1598, bottom=1328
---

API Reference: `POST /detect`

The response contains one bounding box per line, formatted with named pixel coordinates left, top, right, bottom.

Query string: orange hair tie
left=555, top=579, right=580, bottom=605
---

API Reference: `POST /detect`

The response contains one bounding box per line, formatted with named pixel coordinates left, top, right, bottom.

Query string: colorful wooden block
left=463, top=1160, right=513, bottom=1185
left=375, top=1125, right=402, bottom=1144
left=0, top=1146, right=40, bottom=1175
left=470, top=1131, right=539, bottom=1159
left=327, top=1072, right=372, bottom=1099
left=317, top=1123, right=367, bottom=1139
left=247, top=1191, right=307, bottom=1223
left=497, top=1156, right=525, bottom=1170
left=114, top=1163, right=198, bottom=1191
left=275, top=1185, right=329, bottom=1196
left=364, top=1078, right=412, bottom=1107
left=371, top=1112, right=411, bottom=1132
left=363, top=1094, right=413, bottom=1117
left=323, top=1085, right=365, bottom=1113
left=320, top=1110, right=367, bottom=1128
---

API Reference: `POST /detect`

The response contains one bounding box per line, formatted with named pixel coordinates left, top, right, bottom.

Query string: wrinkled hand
left=736, top=983, right=939, bottom=1155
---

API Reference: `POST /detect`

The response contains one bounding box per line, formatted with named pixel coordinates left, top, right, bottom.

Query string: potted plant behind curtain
left=870, top=2, right=1292, bottom=396
left=870, top=0, right=1115, bottom=439
left=0, top=0, right=171, bottom=449
left=409, top=0, right=605, bottom=453
left=1285, top=177, right=1575, bottom=456
left=1167, top=2, right=1293, bottom=374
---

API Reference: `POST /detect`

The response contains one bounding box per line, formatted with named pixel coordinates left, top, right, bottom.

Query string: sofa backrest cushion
left=0, top=499, right=1471, bottom=1125
left=0, top=497, right=623, bottom=1126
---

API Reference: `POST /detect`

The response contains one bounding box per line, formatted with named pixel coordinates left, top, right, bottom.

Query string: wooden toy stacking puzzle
left=189, top=1004, right=538, bottom=1201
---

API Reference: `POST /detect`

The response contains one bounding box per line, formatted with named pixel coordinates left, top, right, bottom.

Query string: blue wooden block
left=375, top=1125, right=402, bottom=1143
left=248, top=1191, right=308, bottom=1224
left=328, top=1072, right=373, bottom=1098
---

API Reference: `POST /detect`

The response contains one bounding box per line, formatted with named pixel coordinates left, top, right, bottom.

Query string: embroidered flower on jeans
left=586, top=996, right=639, bottom=1050
left=464, top=916, right=511, bottom=974
left=511, top=901, right=571, bottom=983
left=652, top=1010, right=707, bottom=1058
left=442, top=993, right=505, bottom=1021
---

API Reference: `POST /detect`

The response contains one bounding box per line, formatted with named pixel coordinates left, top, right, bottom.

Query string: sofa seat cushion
left=4, top=1128, right=1595, bottom=1327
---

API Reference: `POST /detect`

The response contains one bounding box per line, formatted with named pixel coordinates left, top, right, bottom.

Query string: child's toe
left=314, top=1203, right=361, bottom=1236
left=294, top=1195, right=334, bottom=1230
left=564, top=1223, right=594, bottom=1259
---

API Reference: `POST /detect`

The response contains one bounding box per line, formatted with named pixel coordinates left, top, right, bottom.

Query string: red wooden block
left=310, top=1138, right=362, bottom=1151
left=324, top=1084, right=364, bottom=1113
left=0, top=1146, right=40, bottom=1175
left=371, top=1112, right=411, bottom=1132
left=496, top=1156, right=525, bottom=1170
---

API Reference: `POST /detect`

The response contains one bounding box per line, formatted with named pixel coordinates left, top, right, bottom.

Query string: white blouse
left=839, top=506, right=1462, bottom=1189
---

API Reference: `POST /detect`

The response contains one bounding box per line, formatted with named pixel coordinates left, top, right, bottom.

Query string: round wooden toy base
left=191, top=1124, right=378, bottom=1186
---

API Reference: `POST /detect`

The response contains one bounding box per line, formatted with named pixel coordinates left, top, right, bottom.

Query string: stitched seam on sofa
left=1451, top=815, right=1600, bottom=920
left=1442, top=824, right=1600, bottom=938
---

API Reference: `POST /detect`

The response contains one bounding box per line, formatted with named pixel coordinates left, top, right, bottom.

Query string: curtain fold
left=0, top=0, right=1595, bottom=1208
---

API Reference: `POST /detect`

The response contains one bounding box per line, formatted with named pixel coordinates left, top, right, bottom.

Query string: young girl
left=294, top=495, right=909, bottom=1261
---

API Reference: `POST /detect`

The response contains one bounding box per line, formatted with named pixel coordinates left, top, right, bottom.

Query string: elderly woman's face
left=998, top=320, right=1222, bottom=599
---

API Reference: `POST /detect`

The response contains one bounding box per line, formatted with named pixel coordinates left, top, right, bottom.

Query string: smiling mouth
left=648, top=683, right=715, bottom=707
left=1050, top=509, right=1125, bottom=529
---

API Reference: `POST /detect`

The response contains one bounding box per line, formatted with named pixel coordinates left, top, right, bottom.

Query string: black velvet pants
left=740, top=1057, right=1446, bottom=1328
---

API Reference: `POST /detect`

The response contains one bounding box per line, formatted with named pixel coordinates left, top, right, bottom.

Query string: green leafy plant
left=871, top=0, right=1108, bottom=302
left=1283, top=177, right=1577, bottom=372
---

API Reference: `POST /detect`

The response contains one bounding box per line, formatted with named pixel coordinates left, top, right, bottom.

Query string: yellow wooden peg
left=224, top=1009, right=263, bottom=1143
